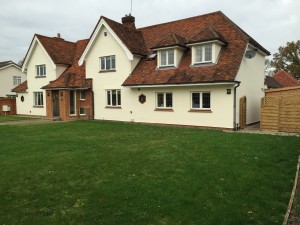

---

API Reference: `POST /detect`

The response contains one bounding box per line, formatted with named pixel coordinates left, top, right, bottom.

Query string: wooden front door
left=52, top=91, right=60, bottom=117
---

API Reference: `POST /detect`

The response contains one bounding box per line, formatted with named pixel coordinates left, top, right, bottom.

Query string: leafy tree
left=265, top=58, right=274, bottom=76
left=271, top=40, right=300, bottom=79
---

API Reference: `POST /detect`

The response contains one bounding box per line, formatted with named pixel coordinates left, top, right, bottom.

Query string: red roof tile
left=272, top=70, right=300, bottom=87
left=36, top=34, right=76, bottom=65
left=187, top=26, right=226, bottom=44
left=102, top=16, right=148, bottom=56
left=123, top=11, right=259, bottom=86
left=12, top=81, right=27, bottom=92
left=152, top=32, right=187, bottom=49
left=42, top=40, right=92, bottom=90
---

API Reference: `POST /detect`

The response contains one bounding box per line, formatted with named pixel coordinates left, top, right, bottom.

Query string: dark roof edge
left=123, top=80, right=239, bottom=87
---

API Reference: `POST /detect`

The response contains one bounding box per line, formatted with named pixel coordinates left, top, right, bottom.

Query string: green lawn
left=0, top=121, right=299, bottom=225
left=0, top=115, right=35, bottom=122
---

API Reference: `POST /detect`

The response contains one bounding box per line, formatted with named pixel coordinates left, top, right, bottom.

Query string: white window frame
left=191, top=92, right=211, bottom=110
left=194, top=44, right=213, bottom=64
left=100, top=55, right=116, bottom=71
left=36, top=64, right=46, bottom=76
left=33, top=92, right=44, bottom=106
left=160, top=50, right=175, bottom=67
left=80, top=90, right=86, bottom=100
left=106, top=90, right=121, bottom=107
left=13, top=76, right=21, bottom=86
left=156, top=92, right=173, bottom=109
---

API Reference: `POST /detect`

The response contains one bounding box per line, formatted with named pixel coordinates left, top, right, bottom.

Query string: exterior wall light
left=227, top=89, right=231, bottom=94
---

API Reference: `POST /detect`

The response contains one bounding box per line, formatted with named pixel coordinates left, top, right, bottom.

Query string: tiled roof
left=186, top=26, right=226, bottom=44
left=102, top=16, right=148, bottom=56
left=272, top=70, right=300, bottom=87
left=12, top=81, right=28, bottom=92
left=152, top=32, right=187, bottom=49
left=123, top=11, right=261, bottom=86
left=36, top=34, right=76, bottom=65
left=42, top=39, right=92, bottom=90
left=264, top=76, right=282, bottom=88
left=0, top=60, right=20, bottom=69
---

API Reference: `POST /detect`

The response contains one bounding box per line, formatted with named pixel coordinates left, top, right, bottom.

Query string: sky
left=0, top=0, right=299, bottom=63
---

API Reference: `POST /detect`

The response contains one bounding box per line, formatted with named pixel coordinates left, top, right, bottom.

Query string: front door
left=52, top=91, right=60, bottom=117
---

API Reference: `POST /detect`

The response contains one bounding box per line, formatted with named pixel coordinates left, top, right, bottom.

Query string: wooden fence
left=261, top=95, right=300, bottom=133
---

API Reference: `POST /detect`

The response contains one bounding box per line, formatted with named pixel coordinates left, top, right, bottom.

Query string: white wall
left=84, top=25, right=235, bottom=128
left=16, top=43, right=59, bottom=116
left=235, top=46, right=266, bottom=124
left=0, top=66, right=26, bottom=97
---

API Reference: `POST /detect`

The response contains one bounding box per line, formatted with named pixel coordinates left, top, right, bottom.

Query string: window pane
left=157, top=93, right=164, bottom=107
left=166, top=93, right=173, bottom=107
left=69, top=91, right=75, bottom=114
left=112, top=56, right=116, bottom=69
left=117, top=90, right=121, bottom=106
left=161, top=51, right=167, bottom=66
left=192, top=93, right=200, bottom=108
left=80, top=107, right=85, bottom=115
left=106, top=57, right=111, bottom=70
left=202, top=93, right=211, bottom=108
left=107, top=91, right=111, bottom=105
left=168, top=50, right=174, bottom=65
left=195, top=46, right=202, bottom=62
left=205, top=45, right=212, bottom=61
left=112, top=90, right=117, bottom=106
left=101, top=58, right=105, bottom=70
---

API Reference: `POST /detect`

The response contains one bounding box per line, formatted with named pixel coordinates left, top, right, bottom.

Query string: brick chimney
left=122, top=14, right=136, bottom=29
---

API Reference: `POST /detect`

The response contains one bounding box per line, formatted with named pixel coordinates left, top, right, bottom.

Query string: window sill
left=33, top=106, right=44, bottom=108
left=69, top=114, right=77, bottom=117
left=189, top=109, right=212, bottom=113
left=191, top=62, right=214, bottom=67
left=99, top=69, right=116, bottom=73
left=154, top=108, right=174, bottom=112
left=157, top=66, right=176, bottom=70
left=80, top=99, right=86, bottom=101
left=35, top=76, right=46, bottom=78
left=105, top=106, right=122, bottom=109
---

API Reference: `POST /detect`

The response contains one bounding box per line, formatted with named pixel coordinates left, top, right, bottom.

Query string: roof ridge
left=35, top=33, right=76, bottom=45
left=138, top=11, right=222, bottom=31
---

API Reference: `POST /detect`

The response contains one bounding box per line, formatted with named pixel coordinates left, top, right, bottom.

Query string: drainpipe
left=233, top=81, right=241, bottom=131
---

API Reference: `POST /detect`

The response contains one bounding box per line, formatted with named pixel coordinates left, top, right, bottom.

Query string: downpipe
left=233, top=81, right=241, bottom=131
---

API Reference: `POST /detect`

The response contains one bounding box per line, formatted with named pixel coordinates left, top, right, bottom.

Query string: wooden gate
left=239, top=96, right=247, bottom=129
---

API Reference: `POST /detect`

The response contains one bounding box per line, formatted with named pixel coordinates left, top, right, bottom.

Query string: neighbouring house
left=13, top=11, right=270, bottom=129
left=0, top=60, right=26, bottom=98
left=264, top=70, right=300, bottom=89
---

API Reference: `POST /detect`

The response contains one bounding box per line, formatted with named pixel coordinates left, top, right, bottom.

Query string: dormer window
left=195, top=44, right=212, bottom=63
left=160, top=50, right=174, bottom=67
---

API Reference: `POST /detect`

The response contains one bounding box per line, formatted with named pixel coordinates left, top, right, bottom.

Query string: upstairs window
left=80, top=90, right=86, bottom=100
left=100, top=55, right=116, bottom=71
left=36, top=64, right=46, bottom=76
left=106, top=90, right=121, bottom=107
left=156, top=92, right=173, bottom=108
left=195, top=44, right=212, bottom=63
left=191, top=92, right=211, bottom=109
left=160, top=50, right=174, bottom=67
left=13, top=76, right=21, bottom=86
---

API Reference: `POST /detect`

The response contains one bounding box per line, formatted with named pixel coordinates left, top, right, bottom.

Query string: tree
left=271, top=40, right=300, bottom=79
left=265, top=58, right=274, bottom=76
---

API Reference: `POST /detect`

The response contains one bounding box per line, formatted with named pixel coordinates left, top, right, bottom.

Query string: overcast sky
left=0, top=0, right=299, bottom=63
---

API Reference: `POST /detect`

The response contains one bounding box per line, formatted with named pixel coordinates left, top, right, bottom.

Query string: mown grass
left=0, top=120, right=299, bottom=225
left=0, top=115, right=35, bottom=122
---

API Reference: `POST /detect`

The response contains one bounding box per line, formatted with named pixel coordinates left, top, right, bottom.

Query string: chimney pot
left=57, top=33, right=61, bottom=38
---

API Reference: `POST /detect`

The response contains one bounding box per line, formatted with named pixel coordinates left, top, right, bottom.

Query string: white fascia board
left=22, top=37, right=56, bottom=72
left=0, top=64, right=22, bottom=71
left=125, top=82, right=237, bottom=88
left=152, top=46, right=187, bottom=51
left=78, top=19, right=133, bottom=66
left=248, top=43, right=269, bottom=57
left=186, top=40, right=225, bottom=47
